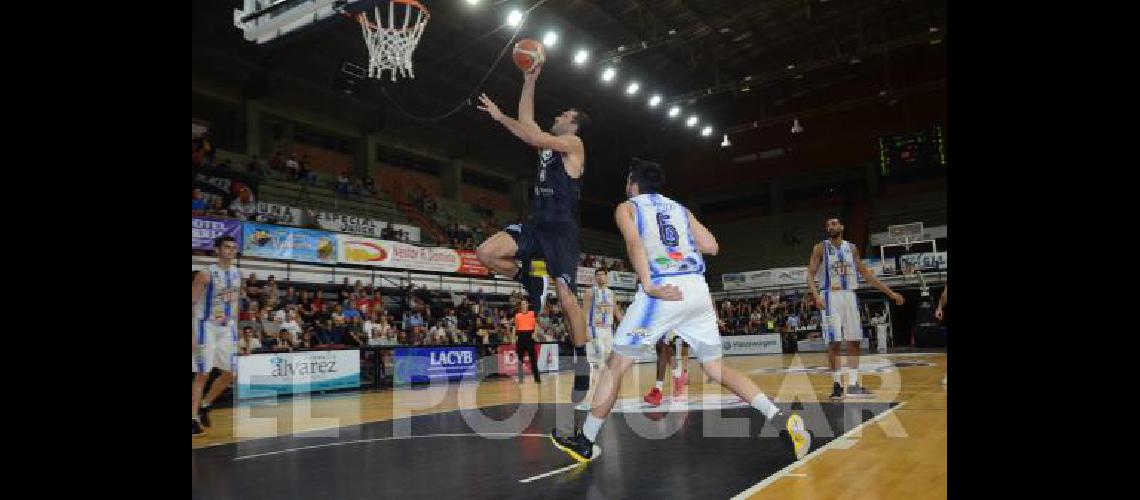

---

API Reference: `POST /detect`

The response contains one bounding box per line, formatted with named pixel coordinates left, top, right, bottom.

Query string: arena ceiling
left=193, top=0, right=947, bottom=209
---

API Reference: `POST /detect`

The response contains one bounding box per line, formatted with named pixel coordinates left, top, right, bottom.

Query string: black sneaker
left=846, top=385, right=875, bottom=399
left=550, top=428, right=600, bottom=463
left=830, top=382, right=844, bottom=401
left=192, top=419, right=205, bottom=437
left=198, top=404, right=211, bottom=427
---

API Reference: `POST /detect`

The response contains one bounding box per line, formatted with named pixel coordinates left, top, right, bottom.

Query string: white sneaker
left=574, top=401, right=592, bottom=411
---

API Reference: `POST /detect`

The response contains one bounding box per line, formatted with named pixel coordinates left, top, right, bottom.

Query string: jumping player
left=475, top=64, right=593, bottom=400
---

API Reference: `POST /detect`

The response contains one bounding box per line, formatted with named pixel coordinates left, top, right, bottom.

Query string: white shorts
left=193, top=319, right=238, bottom=373
left=822, top=290, right=863, bottom=343
left=587, top=326, right=614, bottom=365
left=613, top=274, right=723, bottom=362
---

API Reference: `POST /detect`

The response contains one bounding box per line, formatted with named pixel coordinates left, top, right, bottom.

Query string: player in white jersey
left=192, top=235, right=242, bottom=436
left=806, top=217, right=905, bottom=401
left=551, top=159, right=811, bottom=462
left=577, top=268, right=624, bottom=411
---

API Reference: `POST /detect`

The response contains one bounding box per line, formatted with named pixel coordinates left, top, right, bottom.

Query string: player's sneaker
left=846, top=385, right=874, bottom=398
left=672, top=371, right=689, bottom=400
left=574, top=401, right=592, bottom=411
left=192, top=419, right=205, bottom=437
left=784, top=413, right=812, bottom=460
left=829, top=382, right=844, bottom=401
left=644, top=387, right=663, bottom=406
left=550, top=429, right=600, bottom=463
left=198, top=404, right=212, bottom=427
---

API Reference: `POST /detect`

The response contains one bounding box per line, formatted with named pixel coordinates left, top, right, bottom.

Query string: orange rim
left=350, top=0, right=431, bottom=31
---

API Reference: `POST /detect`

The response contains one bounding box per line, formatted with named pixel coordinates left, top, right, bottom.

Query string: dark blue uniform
left=505, top=147, right=581, bottom=288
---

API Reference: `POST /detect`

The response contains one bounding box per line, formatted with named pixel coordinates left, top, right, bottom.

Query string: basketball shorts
left=193, top=319, right=238, bottom=373
left=587, top=326, right=614, bottom=365
left=504, top=221, right=580, bottom=289
left=613, top=274, right=723, bottom=362
left=822, top=290, right=863, bottom=343
left=659, top=329, right=681, bottom=345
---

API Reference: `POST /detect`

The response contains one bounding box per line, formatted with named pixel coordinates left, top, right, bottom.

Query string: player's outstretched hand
left=645, top=283, right=683, bottom=301
left=476, top=93, right=504, bottom=121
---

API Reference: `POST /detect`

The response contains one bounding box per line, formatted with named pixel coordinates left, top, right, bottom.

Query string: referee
left=513, top=298, right=541, bottom=383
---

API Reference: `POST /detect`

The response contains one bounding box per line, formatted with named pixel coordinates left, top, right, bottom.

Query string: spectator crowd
left=208, top=273, right=576, bottom=356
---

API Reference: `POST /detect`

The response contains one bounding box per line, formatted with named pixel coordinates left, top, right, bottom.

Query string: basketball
left=512, top=39, right=545, bottom=73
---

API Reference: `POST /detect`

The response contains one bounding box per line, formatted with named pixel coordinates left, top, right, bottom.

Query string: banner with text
left=192, top=217, right=243, bottom=251
left=456, top=250, right=491, bottom=276
left=899, top=251, right=947, bottom=271
left=496, top=343, right=560, bottom=376
left=242, top=223, right=337, bottom=264
left=721, top=334, right=783, bottom=355
left=392, top=347, right=478, bottom=385
left=236, top=350, right=360, bottom=400
left=609, top=271, right=638, bottom=290
left=315, top=211, right=420, bottom=242
left=337, top=235, right=488, bottom=275
left=255, top=202, right=304, bottom=226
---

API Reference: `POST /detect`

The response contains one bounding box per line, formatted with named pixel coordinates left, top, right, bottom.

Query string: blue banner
left=242, top=222, right=337, bottom=264
left=193, top=217, right=243, bottom=251
left=393, top=347, right=478, bottom=385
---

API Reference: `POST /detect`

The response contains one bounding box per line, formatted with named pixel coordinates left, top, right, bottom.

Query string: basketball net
left=356, top=0, right=430, bottom=82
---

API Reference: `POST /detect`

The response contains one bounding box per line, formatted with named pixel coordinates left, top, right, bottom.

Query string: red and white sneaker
left=643, top=387, right=663, bottom=406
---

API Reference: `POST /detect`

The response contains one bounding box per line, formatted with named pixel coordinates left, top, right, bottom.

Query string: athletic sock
left=655, top=380, right=664, bottom=390
left=847, top=368, right=859, bottom=387
left=583, top=414, right=605, bottom=442
left=751, top=393, right=779, bottom=420
left=832, top=370, right=842, bottom=384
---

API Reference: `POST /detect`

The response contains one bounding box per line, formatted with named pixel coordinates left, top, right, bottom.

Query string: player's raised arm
left=518, top=65, right=543, bottom=133
left=685, top=209, right=719, bottom=256
left=477, top=94, right=584, bottom=154
left=614, top=202, right=681, bottom=301
left=853, top=246, right=905, bottom=305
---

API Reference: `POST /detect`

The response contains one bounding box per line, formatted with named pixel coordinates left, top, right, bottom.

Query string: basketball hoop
left=353, top=0, right=430, bottom=82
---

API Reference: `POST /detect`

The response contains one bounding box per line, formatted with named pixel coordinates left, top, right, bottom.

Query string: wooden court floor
left=192, top=352, right=947, bottom=499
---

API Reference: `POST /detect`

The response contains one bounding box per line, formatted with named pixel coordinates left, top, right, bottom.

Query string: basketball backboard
left=234, top=0, right=376, bottom=45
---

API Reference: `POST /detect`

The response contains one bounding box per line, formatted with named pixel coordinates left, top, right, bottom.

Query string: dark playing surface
left=193, top=401, right=897, bottom=499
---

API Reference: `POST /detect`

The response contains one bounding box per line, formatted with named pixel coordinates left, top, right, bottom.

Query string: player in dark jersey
left=476, top=64, right=593, bottom=399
